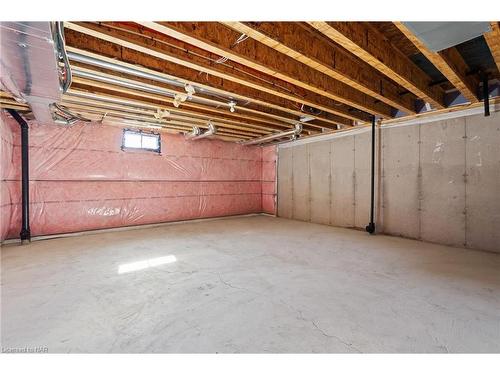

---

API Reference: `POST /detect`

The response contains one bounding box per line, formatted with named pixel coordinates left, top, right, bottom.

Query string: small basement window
left=121, top=129, right=161, bottom=153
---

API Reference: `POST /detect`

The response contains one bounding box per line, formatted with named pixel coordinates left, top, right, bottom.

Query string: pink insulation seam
left=0, top=111, right=277, bottom=239
left=261, top=145, right=277, bottom=215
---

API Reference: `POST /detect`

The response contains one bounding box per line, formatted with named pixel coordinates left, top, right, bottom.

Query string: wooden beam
left=223, top=21, right=417, bottom=114
left=62, top=102, right=262, bottom=138
left=65, top=105, right=255, bottom=139
left=0, top=99, right=30, bottom=111
left=69, top=79, right=324, bottom=135
left=308, top=22, right=446, bottom=109
left=97, top=114, right=246, bottom=142
left=61, top=95, right=271, bottom=135
left=69, top=61, right=336, bottom=134
left=394, top=22, right=480, bottom=104
left=137, top=22, right=393, bottom=118
left=65, top=48, right=319, bottom=132
left=484, top=22, right=500, bottom=74
left=64, top=89, right=286, bottom=131
left=381, top=97, right=500, bottom=126
left=64, top=24, right=354, bottom=127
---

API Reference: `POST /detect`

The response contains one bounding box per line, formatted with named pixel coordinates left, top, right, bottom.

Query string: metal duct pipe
left=68, top=51, right=182, bottom=89
left=68, top=51, right=236, bottom=104
left=7, top=110, right=31, bottom=243
left=72, top=68, right=234, bottom=111
left=241, top=123, right=302, bottom=146
left=184, top=126, right=202, bottom=139
left=188, top=122, right=217, bottom=140
left=72, top=68, right=176, bottom=98
left=50, top=103, right=91, bottom=125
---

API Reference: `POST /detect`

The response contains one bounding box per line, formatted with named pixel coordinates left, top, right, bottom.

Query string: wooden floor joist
left=70, top=79, right=326, bottom=135
left=66, top=105, right=256, bottom=139
left=64, top=24, right=354, bottom=127
left=137, top=22, right=394, bottom=119
left=5, top=21, right=495, bottom=144
left=69, top=62, right=342, bottom=133
left=484, top=22, right=500, bottom=74
left=0, top=99, right=30, bottom=112
left=394, top=22, right=480, bottom=104
left=61, top=96, right=273, bottom=135
left=67, top=89, right=291, bottom=131
left=223, top=21, right=418, bottom=115
left=308, top=21, right=446, bottom=109
left=64, top=47, right=336, bottom=131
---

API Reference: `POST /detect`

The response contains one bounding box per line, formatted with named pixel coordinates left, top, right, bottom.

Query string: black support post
left=7, top=109, right=31, bottom=243
left=365, top=115, right=376, bottom=234
left=483, top=75, right=490, bottom=117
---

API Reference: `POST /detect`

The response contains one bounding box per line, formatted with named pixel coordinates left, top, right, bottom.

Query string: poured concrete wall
left=278, top=132, right=371, bottom=229
left=277, top=109, right=500, bottom=253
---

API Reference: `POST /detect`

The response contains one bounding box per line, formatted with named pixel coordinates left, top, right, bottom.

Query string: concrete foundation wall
left=277, top=109, right=500, bottom=253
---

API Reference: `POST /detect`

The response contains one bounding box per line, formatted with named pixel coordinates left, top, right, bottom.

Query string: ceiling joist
left=137, top=21, right=393, bottom=119
left=223, top=21, right=418, bottom=115
left=308, top=21, right=446, bottom=109
left=64, top=47, right=332, bottom=132
left=394, top=22, right=480, bottom=104
left=4, top=22, right=497, bottom=143
left=61, top=94, right=277, bottom=135
left=64, top=22, right=356, bottom=126
left=484, top=22, right=500, bottom=75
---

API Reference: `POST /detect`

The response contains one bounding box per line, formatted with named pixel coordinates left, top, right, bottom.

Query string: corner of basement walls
left=0, top=110, right=277, bottom=240
left=261, top=144, right=277, bottom=215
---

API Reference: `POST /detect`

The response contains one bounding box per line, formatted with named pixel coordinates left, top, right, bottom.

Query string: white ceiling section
left=402, top=22, right=492, bottom=51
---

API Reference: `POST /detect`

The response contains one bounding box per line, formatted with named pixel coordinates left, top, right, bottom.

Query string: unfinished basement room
left=1, top=4, right=500, bottom=366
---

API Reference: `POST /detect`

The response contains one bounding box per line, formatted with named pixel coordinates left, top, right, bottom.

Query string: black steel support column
left=7, top=109, right=31, bottom=243
left=365, top=115, right=376, bottom=234
left=483, top=75, right=490, bottom=117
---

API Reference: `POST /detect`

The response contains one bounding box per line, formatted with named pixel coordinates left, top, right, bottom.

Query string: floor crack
left=282, top=300, right=363, bottom=353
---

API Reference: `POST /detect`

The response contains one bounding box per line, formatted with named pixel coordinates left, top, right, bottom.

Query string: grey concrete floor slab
left=1, top=216, right=499, bottom=353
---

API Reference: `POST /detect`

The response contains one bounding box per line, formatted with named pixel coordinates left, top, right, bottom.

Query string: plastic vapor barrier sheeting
left=0, top=111, right=277, bottom=240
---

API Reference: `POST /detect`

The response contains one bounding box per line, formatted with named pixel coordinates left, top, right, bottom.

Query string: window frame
left=121, top=128, right=161, bottom=154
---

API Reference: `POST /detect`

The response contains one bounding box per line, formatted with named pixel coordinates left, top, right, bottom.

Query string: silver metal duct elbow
left=192, top=122, right=217, bottom=140
left=185, top=126, right=202, bottom=139
left=50, top=103, right=90, bottom=125
left=185, top=122, right=217, bottom=140
left=241, top=123, right=302, bottom=146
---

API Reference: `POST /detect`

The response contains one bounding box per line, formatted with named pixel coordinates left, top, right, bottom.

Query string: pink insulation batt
left=0, top=112, right=277, bottom=240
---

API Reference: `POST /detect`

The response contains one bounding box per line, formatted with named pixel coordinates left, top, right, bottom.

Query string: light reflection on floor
left=118, top=255, right=177, bottom=274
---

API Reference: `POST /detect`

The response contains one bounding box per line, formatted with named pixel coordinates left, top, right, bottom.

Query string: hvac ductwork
left=50, top=103, right=91, bottom=125
left=241, top=123, right=302, bottom=146
left=68, top=51, right=239, bottom=111
left=0, top=22, right=72, bottom=124
left=185, top=122, right=217, bottom=140
left=185, top=126, right=202, bottom=139
left=68, top=51, right=182, bottom=89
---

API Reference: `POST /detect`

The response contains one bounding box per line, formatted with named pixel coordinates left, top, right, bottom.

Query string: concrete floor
left=1, top=215, right=500, bottom=353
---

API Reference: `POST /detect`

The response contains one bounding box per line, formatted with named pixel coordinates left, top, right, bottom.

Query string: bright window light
left=141, top=133, right=160, bottom=149
left=118, top=255, right=177, bottom=274
left=122, top=129, right=161, bottom=153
